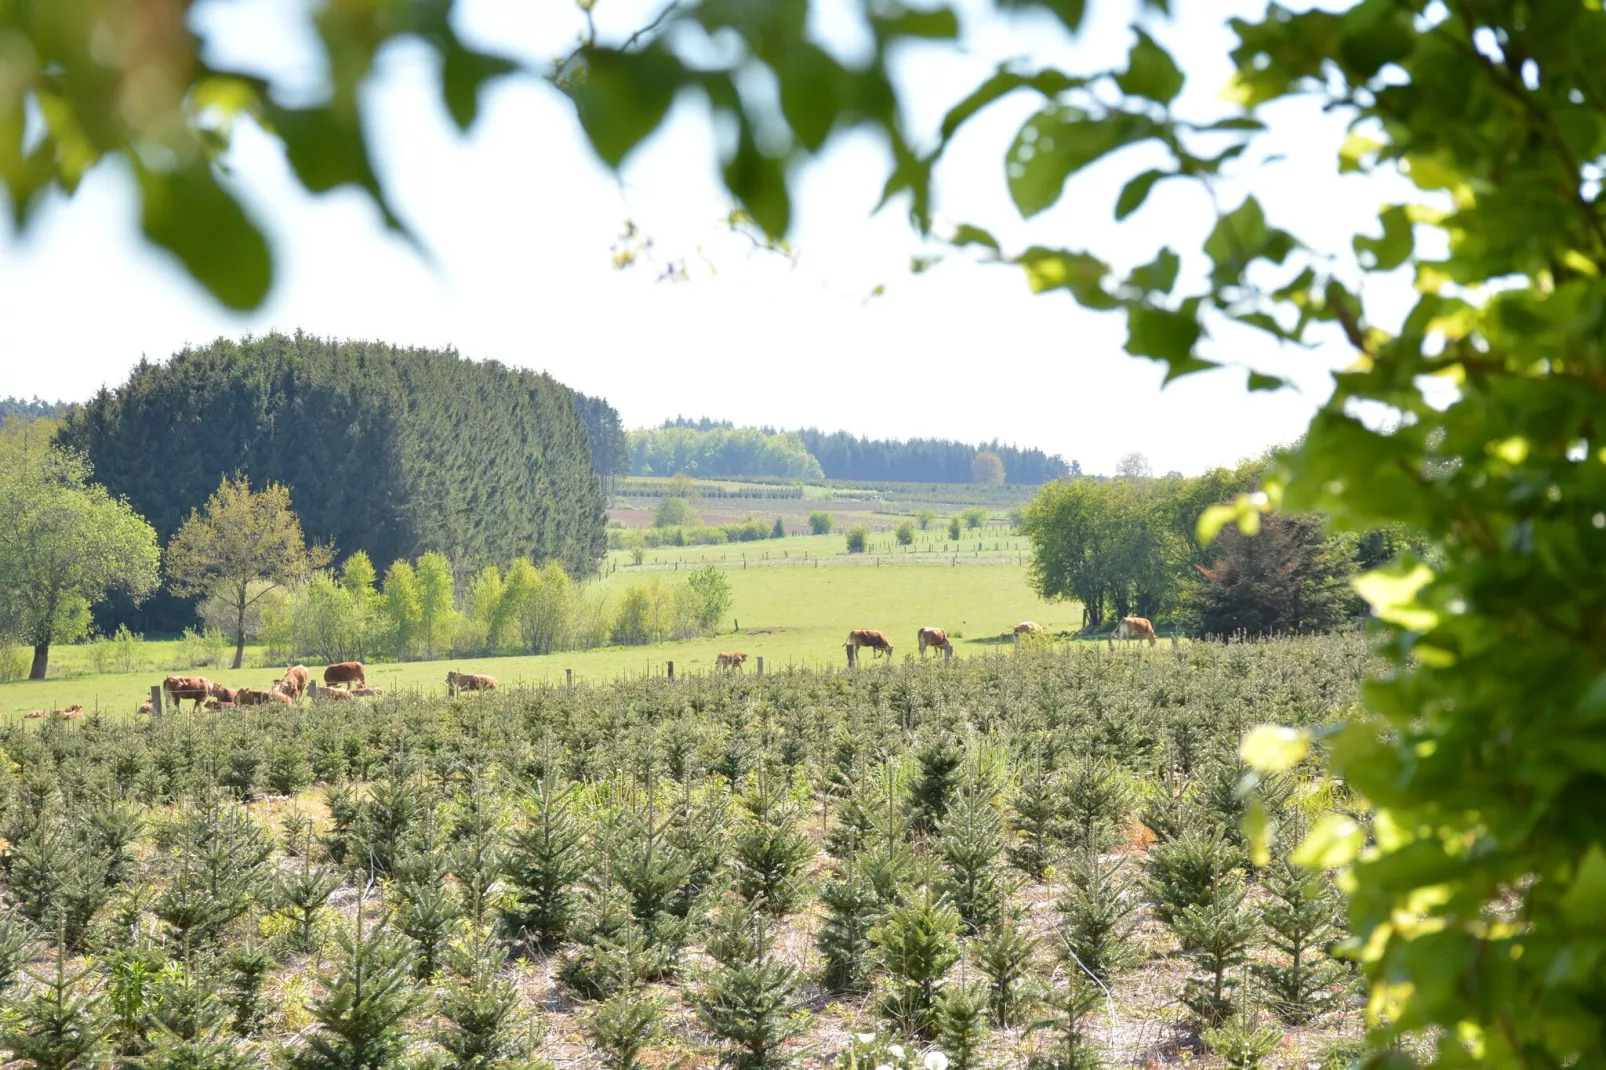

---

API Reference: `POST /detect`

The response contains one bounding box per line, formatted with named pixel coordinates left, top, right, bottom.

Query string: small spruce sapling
left=1056, top=849, right=1142, bottom=984
left=503, top=768, right=587, bottom=949
left=694, top=906, right=813, bottom=1069
left=870, top=885, right=962, bottom=1037
left=1173, top=880, right=1260, bottom=1027
left=937, top=774, right=1010, bottom=933
left=975, top=907, right=1041, bottom=1028
left=291, top=904, right=425, bottom=1070
left=1253, top=857, right=1349, bottom=1023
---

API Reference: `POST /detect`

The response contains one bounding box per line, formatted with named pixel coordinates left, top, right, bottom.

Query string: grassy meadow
left=0, top=558, right=1078, bottom=719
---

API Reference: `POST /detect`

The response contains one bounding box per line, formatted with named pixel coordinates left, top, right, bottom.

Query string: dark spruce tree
left=56, top=333, right=611, bottom=633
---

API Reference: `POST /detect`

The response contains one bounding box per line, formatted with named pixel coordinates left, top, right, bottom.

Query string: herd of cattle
left=149, top=661, right=384, bottom=714
left=20, top=616, right=1162, bottom=720
left=711, top=615, right=1159, bottom=670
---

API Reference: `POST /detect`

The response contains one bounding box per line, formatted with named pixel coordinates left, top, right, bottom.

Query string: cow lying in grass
left=447, top=671, right=498, bottom=696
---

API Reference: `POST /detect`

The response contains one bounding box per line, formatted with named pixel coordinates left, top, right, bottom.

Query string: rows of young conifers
left=0, top=636, right=1371, bottom=1069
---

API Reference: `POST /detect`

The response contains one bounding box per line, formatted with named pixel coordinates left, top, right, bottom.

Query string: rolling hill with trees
left=649, top=417, right=1075, bottom=483
left=56, top=333, right=610, bottom=633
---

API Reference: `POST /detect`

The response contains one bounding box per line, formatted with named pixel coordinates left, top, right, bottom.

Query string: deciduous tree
left=0, top=428, right=160, bottom=679
left=166, top=476, right=328, bottom=670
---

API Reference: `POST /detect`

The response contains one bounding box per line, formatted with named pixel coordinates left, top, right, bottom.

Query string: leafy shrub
left=960, top=507, right=989, bottom=530
left=0, top=645, right=27, bottom=682
left=845, top=526, right=870, bottom=554
left=653, top=497, right=694, bottom=528
left=896, top=521, right=915, bottom=545
left=808, top=512, right=833, bottom=535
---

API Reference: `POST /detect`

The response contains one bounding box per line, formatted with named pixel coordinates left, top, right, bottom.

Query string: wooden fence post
left=566, top=668, right=573, bottom=688
left=149, top=685, right=163, bottom=722
left=944, top=646, right=953, bottom=666
left=667, top=661, right=675, bottom=681
left=757, top=657, right=764, bottom=677
left=308, top=680, right=318, bottom=700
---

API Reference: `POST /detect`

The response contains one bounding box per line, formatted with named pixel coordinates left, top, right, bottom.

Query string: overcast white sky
left=0, top=0, right=1409, bottom=476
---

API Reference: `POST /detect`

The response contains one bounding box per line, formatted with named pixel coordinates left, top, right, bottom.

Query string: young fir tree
left=1252, top=857, right=1349, bottom=1023
left=142, top=958, right=251, bottom=1070
left=0, top=913, right=34, bottom=995
left=1137, top=774, right=1195, bottom=845
left=1056, top=849, right=1142, bottom=984
left=503, top=768, right=586, bottom=949
left=1143, top=828, right=1248, bottom=927
left=934, top=972, right=991, bottom=1070
left=394, top=807, right=464, bottom=982
left=731, top=770, right=816, bottom=917
left=275, top=821, right=342, bottom=953
left=153, top=804, right=275, bottom=948
left=353, top=758, right=426, bottom=878
left=1009, top=758, right=1063, bottom=879
left=1060, top=759, right=1133, bottom=854
left=975, top=907, right=1041, bottom=1028
left=9, top=818, right=111, bottom=951
left=607, top=787, right=695, bottom=971
left=221, top=938, right=272, bottom=1036
left=0, top=942, right=109, bottom=1070
left=906, top=737, right=965, bottom=836
left=870, top=885, right=962, bottom=1037
left=937, top=774, right=1010, bottom=933
left=448, top=767, right=507, bottom=930
left=435, top=925, right=532, bottom=1070
left=817, top=860, right=879, bottom=994
left=584, top=986, right=662, bottom=1070
left=1172, top=879, right=1260, bottom=1027
left=291, top=905, right=425, bottom=1070
left=694, top=905, right=812, bottom=1070
left=1025, top=973, right=1103, bottom=1070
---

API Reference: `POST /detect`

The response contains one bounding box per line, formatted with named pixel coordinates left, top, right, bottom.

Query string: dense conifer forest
left=55, top=334, right=609, bottom=633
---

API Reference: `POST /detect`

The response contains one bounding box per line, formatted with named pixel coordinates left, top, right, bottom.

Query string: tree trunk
left=233, top=597, right=247, bottom=670
left=29, top=643, right=49, bottom=680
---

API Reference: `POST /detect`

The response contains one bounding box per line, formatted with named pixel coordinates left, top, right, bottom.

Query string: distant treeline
left=656, top=417, right=1074, bottom=484
left=629, top=426, right=824, bottom=480
left=0, top=397, right=67, bottom=422
left=57, top=333, right=610, bottom=634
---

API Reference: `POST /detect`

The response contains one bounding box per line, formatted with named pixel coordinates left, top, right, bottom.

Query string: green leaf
left=939, top=67, right=1085, bottom=144
left=870, top=5, right=960, bottom=41
left=1128, top=247, right=1180, bottom=295
left=134, top=158, right=272, bottom=311
left=1115, top=28, right=1184, bottom=104
left=1243, top=798, right=1272, bottom=868
left=265, top=105, right=406, bottom=232
left=777, top=43, right=847, bottom=152
left=1015, top=247, right=1118, bottom=308
left=1562, top=846, right=1606, bottom=928
left=565, top=46, right=686, bottom=168
left=950, top=224, right=1001, bottom=252
left=1125, top=303, right=1203, bottom=367
left=1115, top=168, right=1168, bottom=220
left=440, top=39, right=517, bottom=131
left=723, top=119, right=790, bottom=238
left=1354, top=204, right=1414, bottom=271
left=1293, top=813, right=1364, bottom=870
left=1007, top=106, right=1159, bottom=218
left=1204, top=195, right=1293, bottom=285
left=1352, top=560, right=1438, bottom=632
left=1240, top=725, right=1311, bottom=773
left=998, top=0, right=1088, bottom=35
left=1247, top=371, right=1288, bottom=391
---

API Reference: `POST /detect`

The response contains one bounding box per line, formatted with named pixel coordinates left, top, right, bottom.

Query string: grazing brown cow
left=1013, top=621, right=1045, bottom=636
left=1112, top=616, right=1158, bottom=647
left=323, top=662, right=366, bottom=688
left=917, top=627, right=953, bottom=659
left=276, top=665, right=310, bottom=700
left=446, top=671, right=498, bottom=696
left=847, top=630, right=894, bottom=660
left=715, top=652, right=749, bottom=670
left=163, top=675, right=215, bottom=712
left=137, top=701, right=153, bottom=716
left=238, top=688, right=291, bottom=707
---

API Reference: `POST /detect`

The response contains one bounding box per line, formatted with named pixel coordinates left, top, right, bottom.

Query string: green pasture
left=0, top=562, right=1076, bottom=719
left=603, top=531, right=1033, bottom=570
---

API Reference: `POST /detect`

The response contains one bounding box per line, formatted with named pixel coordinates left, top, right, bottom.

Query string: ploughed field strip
left=0, top=635, right=1371, bottom=1068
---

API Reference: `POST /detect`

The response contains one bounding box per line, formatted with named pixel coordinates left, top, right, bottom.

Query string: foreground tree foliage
left=0, top=420, right=160, bottom=679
